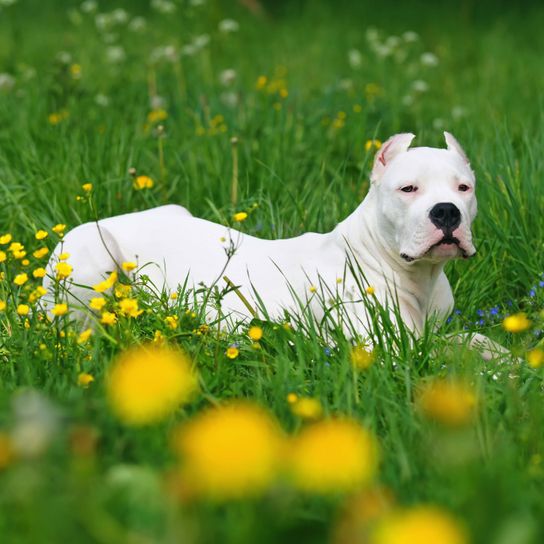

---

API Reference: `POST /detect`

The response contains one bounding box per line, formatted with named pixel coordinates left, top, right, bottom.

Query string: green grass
left=1, top=0, right=544, bottom=543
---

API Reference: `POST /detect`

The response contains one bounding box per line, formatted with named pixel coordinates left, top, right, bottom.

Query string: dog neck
left=333, top=190, right=447, bottom=327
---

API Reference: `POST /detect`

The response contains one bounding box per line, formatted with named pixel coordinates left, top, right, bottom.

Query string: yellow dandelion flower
left=527, top=348, right=544, bottom=369
left=172, top=402, right=283, bottom=499
left=89, top=297, right=107, bottom=311
left=233, top=211, right=248, bottom=222
left=32, top=267, right=47, bottom=279
left=52, top=224, right=66, bottom=234
left=289, top=418, right=378, bottom=494
left=503, top=313, right=531, bottom=333
left=55, top=262, right=73, bottom=280
left=416, top=379, right=477, bottom=427
left=147, top=109, right=168, bottom=124
left=35, top=230, right=48, bottom=240
left=133, top=175, right=154, bottom=190
left=291, top=397, right=323, bottom=420
left=107, top=344, right=198, bottom=426
left=0, top=251, right=6, bottom=263
left=226, top=345, right=239, bottom=359
left=14, top=273, right=29, bottom=286
left=78, top=373, right=94, bottom=387
left=78, top=328, right=93, bottom=344
left=351, top=344, right=376, bottom=370
left=52, top=303, right=68, bottom=317
left=0, top=233, right=12, bottom=245
left=101, top=311, right=117, bottom=326
left=165, top=315, right=178, bottom=329
left=17, top=304, right=30, bottom=316
left=122, top=261, right=137, bottom=272
left=118, top=298, right=143, bottom=318
left=58, top=252, right=70, bottom=261
left=82, top=183, right=93, bottom=192
left=371, top=506, right=468, bottom=544
left=248, top=325, right=263, bottom=341
left=33, top=247, right=49, bottom=259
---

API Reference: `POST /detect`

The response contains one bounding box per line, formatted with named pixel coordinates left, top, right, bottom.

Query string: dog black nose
left=429, top=203, right=461, bottom=230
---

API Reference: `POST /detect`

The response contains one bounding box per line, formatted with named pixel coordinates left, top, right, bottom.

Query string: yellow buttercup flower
left=122, top=261, right=137, bottom=272
left=28, top=286, right=47, bottom=303
left=107, top=344, right=198, bottom=426
left=0, top=301, right=6, bottom=311
left=527, top=348, right=544, bottom=369
left=118, top=298, right=143, bottom=318
left=366, top=286, right=376, bottom=295
left=55, top=262, right=73, bottom=280
left=78, top=373, right=94, bottom=387
left=101, top=311, right=117, bottom=326
left=114, top=283, right=131, bottom=298
left=0, top=233, right=12, bottom=245
left=289, top=418, right=378, bottom=494
left=503, top=313, right=531, bottom=333
left=32, top=267, right=47, bottom=278
left=233, top=212, right=248, bottom=222
left=93, top=270, right=117, bottom=293
left=172, top=402, right=283, bottom=499
left=89, top=297, right=107, bottom=311
left=14, top=273, right=29, bottom=286
left=226, top=345, right=239, bottom=359
left=17, top=304, right=30, bottom=316
left=12, top=250, right=26, bottom=259
left=371, top=506, right=468, bottom=544
left=248, top=326, right=263, bottom=341
left=78, top=328, right=93, bottom=344
left=52, top=224, right=66, bottom=234
left=82, top=183, right=93, bottom=192
left=416, top=379, right=477, bottom=427
left=133, top=175, right=154, bottom=190
left=35, top=230, right=48, bottom=240
left=291, top=397, right=323, bottom=420
left=9, top=242, right=24, bottom=252
left=33, top=247, right=49, bottom=259
left=58, top=252, right=70, bottom=261
left=52, top=303, right=68, bottom=317
left=351, top=344, right=376, bottom=370
left=165, top=315, right=178, bottom=329
left=0, top=251, right=6, bottom=263
left=21, top=258, right=30, bottom=266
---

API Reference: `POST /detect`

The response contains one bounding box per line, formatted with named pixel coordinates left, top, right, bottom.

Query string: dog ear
left=444, top=131, right=470, bottom=164
left=370, top=133, right=415, bottom=183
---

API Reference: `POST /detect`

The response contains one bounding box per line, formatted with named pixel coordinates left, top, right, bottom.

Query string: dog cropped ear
left=370, top=133, right=415, bottom=183
left=444, top=131, right=470, bottom=164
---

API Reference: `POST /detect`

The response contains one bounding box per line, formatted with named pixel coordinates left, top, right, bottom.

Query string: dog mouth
left=401, top=235, right=476, bottom=263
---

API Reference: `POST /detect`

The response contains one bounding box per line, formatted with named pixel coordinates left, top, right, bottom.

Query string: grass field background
left=1, top=0, right=544, bottom=542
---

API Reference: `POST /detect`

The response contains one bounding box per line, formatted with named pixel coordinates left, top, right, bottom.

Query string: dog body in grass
left=45, top=132, right=480, bottom=340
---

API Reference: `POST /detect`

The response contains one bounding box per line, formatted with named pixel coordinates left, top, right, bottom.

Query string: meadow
left=1, top=0, right=544, bottom=542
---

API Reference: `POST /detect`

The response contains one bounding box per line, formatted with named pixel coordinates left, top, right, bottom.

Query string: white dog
left=44, top=132, right=502, bottom=354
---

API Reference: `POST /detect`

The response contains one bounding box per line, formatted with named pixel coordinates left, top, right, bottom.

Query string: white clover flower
left=348, top=49, right=362, bottom=69
left=111, top=8, right=129, bottom=24
left=150, top=95, right=167, bottom=109
left=95, top=93, right=110, bottom=107
left=193, top=34, right=210, bottom=48
left=412, top=80, right=429, bottom=93
left=338, top=78, right=354, bottom=91
left=218, top=19, right=240, bottom=33
left=80, top=0, right=97, bottom=13
left=365, top=27, right=379, bottom=43
left=129, top=16, right=147, bottom=32
left=219, top=68, right=237, bottom=86
left=151, top=0, right=176, bottom=14
left=385, top=35, right=400, bottom=49
left=421, top=52, right=439, bottom=66
left=220, top=91, right=239, bottom=108
left=402, top=94, right=415, bottom=107
left=56, top=51, right=73, bottom=64
left=0, top=73, right=15, bottom=92
left=402, top=31, right=419, bottom=43
left=181, top=44, right=198, bottom=57
left=106, top=46, right=126, bottom=64
left=95, top=13, right=112, bottom=32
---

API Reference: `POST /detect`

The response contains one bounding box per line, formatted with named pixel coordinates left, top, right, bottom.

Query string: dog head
left=369, top=132, right=477, bottom=264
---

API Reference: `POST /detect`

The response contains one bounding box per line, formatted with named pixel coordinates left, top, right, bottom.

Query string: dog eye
left=458, top=184, right=470, bottom=192
left=400, top=185, right=417, bottom=193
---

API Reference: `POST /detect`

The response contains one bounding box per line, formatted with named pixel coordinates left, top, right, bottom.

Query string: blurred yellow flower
left=70, top=64, right=82, bottom=78
left=89, top=297, right=107, bottom=311
left=32, top=267, right=47, bottom=278
left=48, top=110, right=69, bottom=125
left=371, top=506, right=468, bottom=544
left=233, top=212, right=248, bottom=222
left=52, top=224, right=66, bottom=234
left=78, top=373, right=94, bottom=388
left=165, top=315, right=178, bottom=329
left=289, top=418, right=378, bottom=494
left=55, top=262, right=73, bottom=280
left=14, top=273, right=28, bottom=286
left=78, top=328, right=93, bottom=344
left=21, top=258, right=30, bottom=266
left=101, top=311, right=117, bottom=326
left=114, top=283, right=131, bottom=298
left=0, top=233, right=12, bottom=245
left=172, top=402, right=283, bottom=499
left=291, top=397, right=323, bottom=420
left=17, top=304, right=30, bottom=316
left=52, top=303, right=68, bottom=317
left=351, top=344, right=376, bottom=370
left=133, top=175, right=154, bottom=190
left=33, top=247, right=49, bottom=259
left=9, top=242, right=23, bottom=252
left=29, top=286, right=47, bottom=303
left=122, top=261, right=137, bottom=272
left=107, top=344, right=198, bottom=426
left=93, top=270, right=117, bottom=293
left=503, top=313, right=531, bottom=333
left=147, top=109, right=168, bottom=123
left=416, top=379, right=477, bottom=427
left=527, top=348, right=544, bottom=369
left=119, top=298, right=143, bottom=318
left=365, top=139, right=382, bottom=151
left=12, top=249, right=26, bottom=259
left=248, top=325, right=263, bottom=341
left=0, top=301, right=6, bottom=311
left=35, top=230, right=48, bottom=240
left=366, top=286, right=376, bottom=295
left=82, top=183, right=93, bottom=192
left=0, top=251, right=6, bottom=263
left=58, top=252, right=70, bottom=261
left=226, top=345, right=239, bottom=359
left=256, top=75, right=268, bottom=90
left=287, top=392, right=298, bottom=404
